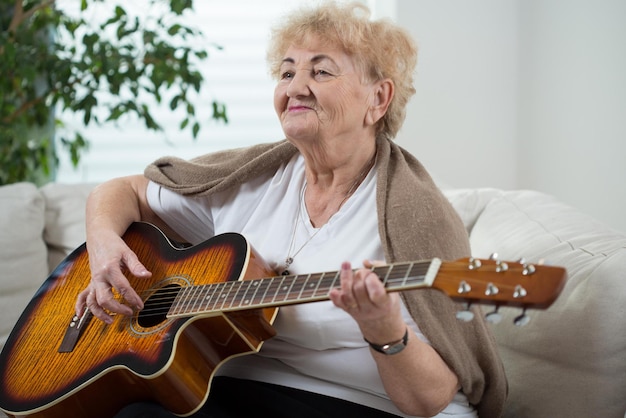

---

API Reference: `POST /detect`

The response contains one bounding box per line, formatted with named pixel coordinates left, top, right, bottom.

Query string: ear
left=365, top=79, right=394, bottom=127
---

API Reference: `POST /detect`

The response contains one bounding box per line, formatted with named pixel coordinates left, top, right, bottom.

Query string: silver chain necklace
left=280, top=153, right=376, bottom=276
left=281, top=183, right=323, bottom=275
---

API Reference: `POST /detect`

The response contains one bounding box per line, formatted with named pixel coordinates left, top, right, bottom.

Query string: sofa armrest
left=468, top=190, right=626, bottom=418
left=42, top=183, right=97, bottom=271
left=0, top=183, right=49, bottom=349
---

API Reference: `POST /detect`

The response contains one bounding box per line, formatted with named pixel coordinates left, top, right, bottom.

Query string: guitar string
left=131, top=272, right=424, bottom=314
left=130, top=263, right=430, bottom=319
left=134, top=266, right=427, bottom=316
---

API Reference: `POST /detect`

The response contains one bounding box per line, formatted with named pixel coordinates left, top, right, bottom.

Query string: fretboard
left=168, top=258, right=441, bottom=318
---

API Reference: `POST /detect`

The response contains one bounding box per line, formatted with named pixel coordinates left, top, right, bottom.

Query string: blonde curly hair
left=267, top=1, right=417, bottom=140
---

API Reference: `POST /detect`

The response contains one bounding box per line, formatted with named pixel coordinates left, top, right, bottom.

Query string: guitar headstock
left=433, top=256, right=567, bottom=325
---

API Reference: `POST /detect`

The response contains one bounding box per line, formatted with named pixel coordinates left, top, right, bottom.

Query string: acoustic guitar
left=0, top=222, right=566, bottom=418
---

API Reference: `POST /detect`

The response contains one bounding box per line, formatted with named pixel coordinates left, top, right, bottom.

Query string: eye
left=313, top=69, right=332, bottom=77
left=281, top=71, right=294, bottom=80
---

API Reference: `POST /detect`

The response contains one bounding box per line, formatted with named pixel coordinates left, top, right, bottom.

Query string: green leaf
left=168, top=24, right=182, bottom=36
left=180, top=118, right=189, bottom=130
left=192, top=122, right=200, bottom=138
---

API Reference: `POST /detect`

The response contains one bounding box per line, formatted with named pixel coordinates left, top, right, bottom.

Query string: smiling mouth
left=288, top=105, right=312, bottom=112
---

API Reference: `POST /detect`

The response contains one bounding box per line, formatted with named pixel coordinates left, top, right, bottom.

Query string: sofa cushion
left=468, top=190, right=626, bottom=418
left=42, top=183, right=96, bottom=271
left=0, top=183, right=48, bottom=349
left=443, top=188, right=503, bottom=233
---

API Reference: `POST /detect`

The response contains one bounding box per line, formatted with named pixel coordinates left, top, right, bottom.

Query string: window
left=56, top=0, right=384, bottom=183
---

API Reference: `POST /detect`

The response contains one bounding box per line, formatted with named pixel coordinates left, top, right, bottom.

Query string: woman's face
left=274, top=39, right=376, bottom=145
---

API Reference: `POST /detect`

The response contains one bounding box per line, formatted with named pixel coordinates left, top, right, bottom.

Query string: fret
left=169, top=286, right=188, bottom=316
left=314, top=271, right=340, bottom=298
left=199, top=284, right=214, bottom=313
left=375, top=265, right=392, bottom=287
left=268, top=276, right=287, bottom=304
left=243, top=279, right=262, bottom=308
left=398, top=262, right=414, bottom=288
left=180, top=282, right=198, bottom=315
left=387, top=263, right=411, bottom=288
left=215, top=281, right=236, bottom=311
left=286, top=274, right=308, bottom=302
left=406, top=262, right=424, bottom=286
left=203, top=283, right=221, bottom=313
left=187, top=282, right=204, bottom=314
left=273, top=275, right=293, bottom=303
left=251, top=277, right=271, bottom=306
left=236, top=280, right=256, bottom=308
left=228, top=280, right=248, bottom=309
left=222, top=280, right=244, bottom=310
left=300, top=273, right=323, bottom=300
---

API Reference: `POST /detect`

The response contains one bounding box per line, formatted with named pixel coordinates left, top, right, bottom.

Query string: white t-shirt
left=146, top=154, right=476, bottom=417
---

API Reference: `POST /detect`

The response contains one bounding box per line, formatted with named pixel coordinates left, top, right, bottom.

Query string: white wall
left=395, top=0, right=519, bottom=190
left=516, top=0, right=626, bottom=234
left=394, top=0, right=626, bottom=233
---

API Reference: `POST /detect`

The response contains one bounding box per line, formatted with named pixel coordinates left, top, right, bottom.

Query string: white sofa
left=0, top=182, right=624, bottom=418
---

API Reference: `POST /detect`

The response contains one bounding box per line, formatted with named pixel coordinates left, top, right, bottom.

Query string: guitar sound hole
left=137, top=283, right=182, bottom=328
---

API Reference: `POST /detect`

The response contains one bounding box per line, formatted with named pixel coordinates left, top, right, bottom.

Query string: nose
left=286, top=71, right=311, bottom=98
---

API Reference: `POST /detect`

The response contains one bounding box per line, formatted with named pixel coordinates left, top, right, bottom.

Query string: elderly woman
left=77, top=2, right=506, bottom=417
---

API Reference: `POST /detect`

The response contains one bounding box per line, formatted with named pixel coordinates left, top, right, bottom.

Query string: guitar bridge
left=58, top=308, right=93, bottom=353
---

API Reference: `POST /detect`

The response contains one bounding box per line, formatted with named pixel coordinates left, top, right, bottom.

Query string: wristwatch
left=364, top=328, right=409, bottom=355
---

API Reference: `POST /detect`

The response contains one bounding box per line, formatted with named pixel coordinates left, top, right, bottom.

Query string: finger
left=363, top=269, right=387, bottom=299
left=86, top=289, right=115, bottom=324
left=75, top=288, right=91, bottom=317
left=350, top=268, right=372, bottom=304
left=329, top=262, right=358, bottom=311
left=94, top=282, right=135, bottom=318
left=96, top=254, right=145, bottom=311
left=363, top=259, right=386, bottom=268
left=340, top=262, right=357, bottom=308
left=120, top=251, right=150, bottom=310
left=123, top=251, right=152, bottom=279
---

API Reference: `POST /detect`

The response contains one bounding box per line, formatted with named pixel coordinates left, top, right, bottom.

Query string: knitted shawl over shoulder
left=144, top=138, right=507, bottom=417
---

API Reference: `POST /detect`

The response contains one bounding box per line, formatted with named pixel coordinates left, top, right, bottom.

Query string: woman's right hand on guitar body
left=75, top=229, right=148, bottom=324
left=74, top=175, right=172, bottom=324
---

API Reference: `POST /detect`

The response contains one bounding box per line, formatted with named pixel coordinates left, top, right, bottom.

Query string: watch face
left=382, top=342, right=406, bottom=355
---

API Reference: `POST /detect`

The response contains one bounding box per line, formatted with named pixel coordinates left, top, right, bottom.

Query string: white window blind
left=55, top=0, right=382, bottom=183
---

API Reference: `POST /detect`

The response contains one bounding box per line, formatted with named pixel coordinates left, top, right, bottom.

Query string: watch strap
left=364, top=328, right=409, bottom=355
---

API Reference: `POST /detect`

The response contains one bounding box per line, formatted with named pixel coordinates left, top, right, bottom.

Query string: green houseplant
left=0, top=0, right=227, bottom=185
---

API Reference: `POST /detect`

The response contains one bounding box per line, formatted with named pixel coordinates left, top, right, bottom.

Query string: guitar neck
left=168, top=259, right=441, bottom=318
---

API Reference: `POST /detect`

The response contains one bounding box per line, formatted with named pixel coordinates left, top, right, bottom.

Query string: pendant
left=282, top=257, right=293, bottom=276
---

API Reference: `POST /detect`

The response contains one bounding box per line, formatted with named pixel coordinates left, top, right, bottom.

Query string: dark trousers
left=115, top=376, right=400, bottom=418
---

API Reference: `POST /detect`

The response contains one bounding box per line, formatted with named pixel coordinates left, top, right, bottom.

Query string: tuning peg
left=522, top=263, right=536, bottom=276
left=485, top=306, right=503, bottom=324
left=456, top=303, right=475, bottom=322
left=489, top=252, right=499, bottom=260
left=513, top=285, right=528, bottom=299
left=513, top=308, right=530, bottom=326
left=485, top=282, right=499, bottom=296
left=468, top=258, right=482, bottom=270
left=495, top=261, right=509, bottom=272
left=458, top=280, right=471, bottom=294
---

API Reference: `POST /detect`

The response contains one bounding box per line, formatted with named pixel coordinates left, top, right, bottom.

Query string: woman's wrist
left=364, top=328, right=409, bottom=355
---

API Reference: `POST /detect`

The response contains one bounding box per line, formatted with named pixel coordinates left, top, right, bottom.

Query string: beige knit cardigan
left=144, top=138, right=507, bottom=417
